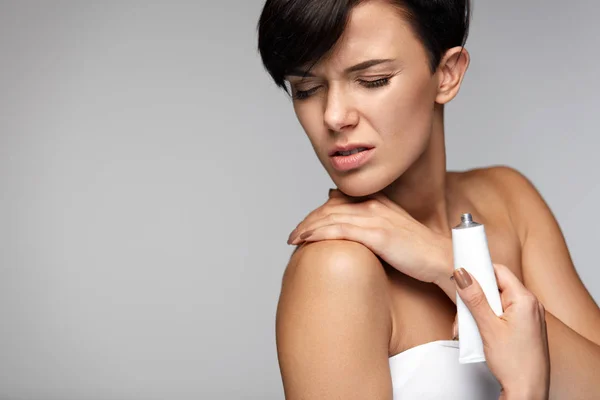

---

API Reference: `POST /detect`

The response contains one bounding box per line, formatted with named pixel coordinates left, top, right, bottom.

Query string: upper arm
left=276, top=240, right=393, bottom=400
left=491, top=166, right=600, bottom=345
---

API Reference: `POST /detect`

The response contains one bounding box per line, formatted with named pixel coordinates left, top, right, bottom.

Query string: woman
left=257, top=0, right=600, bottom=398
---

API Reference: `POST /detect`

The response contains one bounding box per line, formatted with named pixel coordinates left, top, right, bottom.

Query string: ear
left=435, top=46, right=470, bottom=105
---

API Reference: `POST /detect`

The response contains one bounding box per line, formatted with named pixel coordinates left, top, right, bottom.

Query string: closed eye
left=292, top=86, right=320, bottom=100
left=359, top=77, right=391, bottom=88
left=291, top=76, right=392, bottom=100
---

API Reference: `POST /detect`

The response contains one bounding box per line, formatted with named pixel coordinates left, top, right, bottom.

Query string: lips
left=328, top=144, right=374, bottom=157
left=333, top=147, right=370, bottom=156
left=329, top=146, right=375, bottom=172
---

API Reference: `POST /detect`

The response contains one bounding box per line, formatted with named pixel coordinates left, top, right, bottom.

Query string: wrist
left=431, top=235, right=453, bottom=283
left=435, top=235, right=454, bottom=277
left=431, top=236, right=456, bottom=303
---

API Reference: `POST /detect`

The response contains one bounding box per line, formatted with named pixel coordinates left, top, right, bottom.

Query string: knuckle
left=365, top=199, right=380, bottom=213
left=520, top=293, right=539, bottom=311
left=327, top=213, right=339, bottom=224
left=336, top=223, right=349, bottom=236
left=369, top=227, right=388, bottom=247
left=314, top=208, right=327, bottom=219
left=316, top=205, right=334, bottom=218
left=525, top=292, right=538, bottom=306
left=376, top=215, right=393, bottom=229
left=467, top=291, right=488, bottom=309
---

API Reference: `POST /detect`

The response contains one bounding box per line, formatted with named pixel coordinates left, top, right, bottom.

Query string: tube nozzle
left=454, top=212, right=481, bottom=229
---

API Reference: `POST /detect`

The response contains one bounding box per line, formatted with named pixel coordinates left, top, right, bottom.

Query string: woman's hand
left=287, top=189, right=452, bottom=284
left=452, top=264, right=550, bottom=400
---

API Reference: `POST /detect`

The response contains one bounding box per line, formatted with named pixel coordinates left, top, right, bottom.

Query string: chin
left=333, top=172, right=394, bottom=198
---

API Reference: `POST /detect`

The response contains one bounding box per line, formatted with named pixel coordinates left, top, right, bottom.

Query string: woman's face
left=285, top=1, right=442, bottom=197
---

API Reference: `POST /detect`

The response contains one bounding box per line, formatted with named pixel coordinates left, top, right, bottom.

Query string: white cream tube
left=452, top=213, right=503, bottom=364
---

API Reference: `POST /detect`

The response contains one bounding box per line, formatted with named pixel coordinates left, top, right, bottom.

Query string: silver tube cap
left=453, top=213, right=482, bottom=229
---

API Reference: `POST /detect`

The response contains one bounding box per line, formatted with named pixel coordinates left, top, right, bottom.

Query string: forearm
left=544, top=310, right=600, bottom=399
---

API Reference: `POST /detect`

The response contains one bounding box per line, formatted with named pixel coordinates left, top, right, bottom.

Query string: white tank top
left=389, top=340, right=502, bottom=399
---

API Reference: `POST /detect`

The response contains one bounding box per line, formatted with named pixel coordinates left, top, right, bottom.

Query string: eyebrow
left=287, top=58, right=396, bottom=78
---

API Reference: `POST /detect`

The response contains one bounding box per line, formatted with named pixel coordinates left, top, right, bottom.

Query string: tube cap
left=453, top=213, right=482, bottom=229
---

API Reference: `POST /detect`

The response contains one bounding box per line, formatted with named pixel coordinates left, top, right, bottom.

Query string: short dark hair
left=257, top=0, right=471, bottom=91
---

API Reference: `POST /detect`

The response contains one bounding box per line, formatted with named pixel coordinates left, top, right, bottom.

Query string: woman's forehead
left=298, top=2, right=421, bottom=74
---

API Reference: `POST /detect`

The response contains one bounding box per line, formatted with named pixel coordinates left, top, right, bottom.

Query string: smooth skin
left=276, top=1, right=600, bottom=399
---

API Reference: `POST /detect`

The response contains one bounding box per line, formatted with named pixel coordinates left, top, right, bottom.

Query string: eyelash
left=292, top=77, right=392, bottom=100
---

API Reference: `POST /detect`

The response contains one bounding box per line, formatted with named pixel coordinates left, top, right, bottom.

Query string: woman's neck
left=382, top=105, right=451, bottom=236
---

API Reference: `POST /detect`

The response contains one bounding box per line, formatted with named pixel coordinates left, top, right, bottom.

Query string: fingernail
left=299, top=230, right=314, bottom=240
left=287, top=229, right=297, bottom=244
left=453, top=268, right=472, bottom=289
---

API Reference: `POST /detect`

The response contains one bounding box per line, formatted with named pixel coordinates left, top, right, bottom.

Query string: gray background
left=0, top=1, right=598, bottom=399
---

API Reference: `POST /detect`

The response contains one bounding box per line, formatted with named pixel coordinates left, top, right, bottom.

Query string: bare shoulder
left=279, top=239, right=392, bottom=328
left=450, top=165, right=542, bottom=218
left=283, top=239, right=390, bottom=290
left=276, top=240, right=393, bottom=399
left=451, top=164, right=535, bottom=195
left=474, top=165, right=538, bottom=195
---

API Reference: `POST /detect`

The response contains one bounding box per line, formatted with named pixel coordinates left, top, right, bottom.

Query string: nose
left=323, top=88, right=358, bottom=133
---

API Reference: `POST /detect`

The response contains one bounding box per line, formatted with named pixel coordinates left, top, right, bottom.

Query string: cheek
left=293, top=102, right=326, bottom=149
left=365, top=75, right=436, bottom=143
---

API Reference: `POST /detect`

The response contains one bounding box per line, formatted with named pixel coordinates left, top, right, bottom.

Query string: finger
left=367, top=192, right=411, bottom=218
left=298, top=223, right=387, bottom=253
left=328, top=188, right=345, bottom=199
left=368, top=192, right=396, bottom=209
left=453, top=268, right=497, bottom=333
left=325, top=189, right=351, bottom=206
left=328, top=188, right=364, bottom=203
left=493, top=263, right=530, bottom=302
left=331, top=188, right=375, bottom=204
left=289, top=203, right=387, bottom=243
left=290, top=214, right=381, bottom=245
left=323, top=195, right=349, bottom=209
left=288, top=202, right=356, bottom=242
